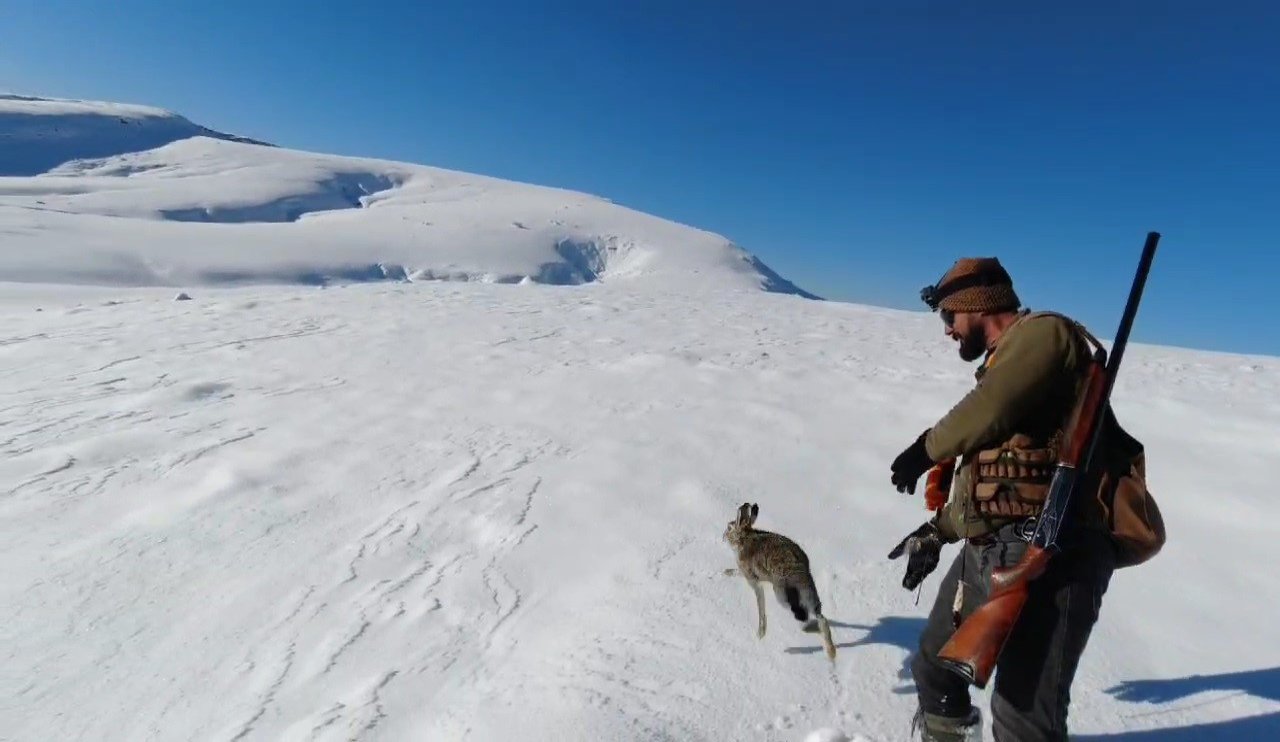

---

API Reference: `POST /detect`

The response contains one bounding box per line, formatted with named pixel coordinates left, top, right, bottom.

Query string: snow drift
left=0, top=96, right=817, bottom=298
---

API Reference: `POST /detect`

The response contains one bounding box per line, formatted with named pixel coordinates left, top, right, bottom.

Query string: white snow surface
left=0, top=96, right=813, bottom=298
left=3, top=279, right=1279, bottom=741
left=0, top=94, right=268, bottom=177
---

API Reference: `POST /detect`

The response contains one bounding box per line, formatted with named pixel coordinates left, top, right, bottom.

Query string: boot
left=911, top=706, right=982, bottom=741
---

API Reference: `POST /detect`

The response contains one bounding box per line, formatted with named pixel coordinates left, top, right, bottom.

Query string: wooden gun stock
left=937, top=544, right=1052, bottom=685
left=935, top=465, right=1081, bottom=687
left=934, top=231, right=1160, bottom=689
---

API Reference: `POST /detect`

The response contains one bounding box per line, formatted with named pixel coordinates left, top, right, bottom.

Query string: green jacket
left=923, top=310, right=1093, bottom=542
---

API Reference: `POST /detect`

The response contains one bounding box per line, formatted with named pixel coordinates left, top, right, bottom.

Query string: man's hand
left=891, top=430, right=934, bottom=494
left=888, top=520, right=943, bottom=590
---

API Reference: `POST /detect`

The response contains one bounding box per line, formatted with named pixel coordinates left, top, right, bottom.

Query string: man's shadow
left=1104, top=666, right=1280, bottom=704
left=787, top=615, right=925, bottom=691
left=1074, top=667, right=1280, bottom=740
left=1074, top=712, right=1280, bottom=740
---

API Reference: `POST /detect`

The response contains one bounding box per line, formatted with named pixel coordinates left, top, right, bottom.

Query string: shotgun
left=934, top=231, right=1160, bottom=689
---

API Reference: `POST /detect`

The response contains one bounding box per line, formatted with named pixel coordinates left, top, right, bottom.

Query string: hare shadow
left=787, top=615, right=925, bottom=688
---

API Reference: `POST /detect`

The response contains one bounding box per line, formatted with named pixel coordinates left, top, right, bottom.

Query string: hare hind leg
left=817, top=615, right=836, bottom=661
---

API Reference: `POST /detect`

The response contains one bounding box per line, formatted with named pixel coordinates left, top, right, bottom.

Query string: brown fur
left=723, top=502, right=836, bottom=661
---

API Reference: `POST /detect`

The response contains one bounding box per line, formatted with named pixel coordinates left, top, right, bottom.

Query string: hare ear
left=736, top=503, right=752, bottom=525
left=749, top=503, right=759, bottom=525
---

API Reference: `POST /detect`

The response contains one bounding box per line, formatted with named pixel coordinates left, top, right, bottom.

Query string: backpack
left=1027, top=311, right=1167, bottom=568
left=1090, top=406, right=1167, bottom=568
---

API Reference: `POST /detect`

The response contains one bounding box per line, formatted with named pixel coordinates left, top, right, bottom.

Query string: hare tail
left=784, top=585, right=808, bottom=622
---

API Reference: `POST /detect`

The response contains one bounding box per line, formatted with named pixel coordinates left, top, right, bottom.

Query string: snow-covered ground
left=3, top=95, right=1279, bottom=741
left=3, top=280, right=1278, bottom=741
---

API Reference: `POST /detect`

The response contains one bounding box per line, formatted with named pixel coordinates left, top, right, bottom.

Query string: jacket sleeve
left=924, top=316, right=1079, bottom=462
left=932, top=506, right=961, bottom=544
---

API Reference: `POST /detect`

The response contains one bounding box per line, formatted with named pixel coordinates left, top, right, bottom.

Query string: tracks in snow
left=223, top=426, right=562, bottom=740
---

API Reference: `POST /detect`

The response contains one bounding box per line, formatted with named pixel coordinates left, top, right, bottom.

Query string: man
left=885, top=257, right=1119, bottom=741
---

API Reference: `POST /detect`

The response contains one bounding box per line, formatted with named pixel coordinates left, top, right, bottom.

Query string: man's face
left=944, top=310, right=986, bottom=362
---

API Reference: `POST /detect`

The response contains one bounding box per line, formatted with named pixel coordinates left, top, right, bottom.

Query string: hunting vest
left=959, top=310, right=1100, bottom=520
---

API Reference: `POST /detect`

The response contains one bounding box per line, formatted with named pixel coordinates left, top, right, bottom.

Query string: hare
left=723, top=502, right=836, bottom=661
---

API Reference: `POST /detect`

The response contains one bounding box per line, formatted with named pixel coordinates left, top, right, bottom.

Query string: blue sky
left=3, top=1, right=1277, bottom=356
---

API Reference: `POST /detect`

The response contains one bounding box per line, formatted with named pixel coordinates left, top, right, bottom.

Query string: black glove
left=890, top=430, right=934, bottom=495
left=888, top=520, right=943, bottom=590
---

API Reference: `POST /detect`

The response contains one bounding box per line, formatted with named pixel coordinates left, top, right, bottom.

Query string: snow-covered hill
left=0, top=94, right=269, bottom=176
left=0, top=95, right=815, bottom=298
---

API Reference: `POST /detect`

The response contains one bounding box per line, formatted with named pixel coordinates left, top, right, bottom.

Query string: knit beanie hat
left=926, top=257, right=1021, bottom=314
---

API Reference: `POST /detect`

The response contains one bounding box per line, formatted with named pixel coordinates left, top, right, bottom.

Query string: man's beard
left=958, top=328, right=986, bottom=362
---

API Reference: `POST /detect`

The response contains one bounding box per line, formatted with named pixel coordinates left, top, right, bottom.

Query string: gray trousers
left=910, top=524, right=1116, bottom=741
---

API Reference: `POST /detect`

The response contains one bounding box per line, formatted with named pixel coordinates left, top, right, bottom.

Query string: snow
left=0, top=97, right=814, bottom=299
left=0, top=94, right=268, bottom=177
left=3, top=96, right=1279, bottom=741
left=3, top=279, right=1278, bottom=741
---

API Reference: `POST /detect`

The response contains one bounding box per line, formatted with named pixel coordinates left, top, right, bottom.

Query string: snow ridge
left=0, top=94, right=270, bottom=176
left=0, top=95, right=817, bottom=298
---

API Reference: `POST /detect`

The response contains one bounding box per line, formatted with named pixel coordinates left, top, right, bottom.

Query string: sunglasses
left=940, top=308, right=955, bottom=327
